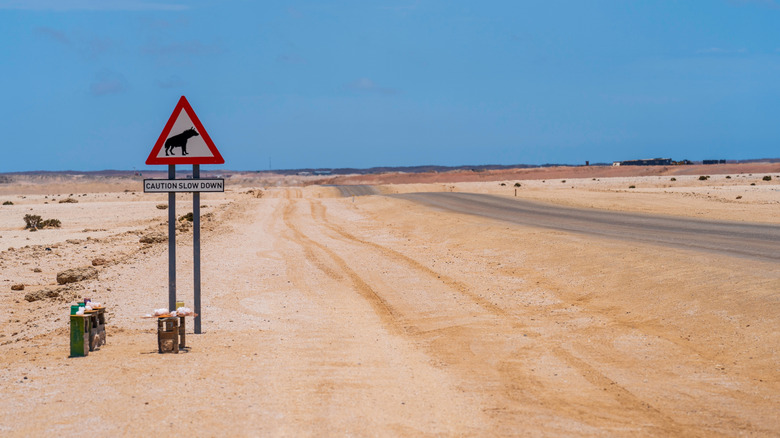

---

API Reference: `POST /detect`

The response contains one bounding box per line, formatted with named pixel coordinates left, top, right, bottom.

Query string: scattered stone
left=56, top=266, right=98, bottom=285
left=11, top=284, right=24, bottom=291
left=91, top=257, right=109, bottom=266
left=24, top=288, right=60, bottom=302
left=156, top=204, right=168, bottom=210
left=139, top=232, right=167, bottom=244
left=32, top=268, right=42, bottom=273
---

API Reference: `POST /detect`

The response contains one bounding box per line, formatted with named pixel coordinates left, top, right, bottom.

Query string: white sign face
left=143, top=179, right=225, bottom=193
left=154, top=110, right=217, bottom=160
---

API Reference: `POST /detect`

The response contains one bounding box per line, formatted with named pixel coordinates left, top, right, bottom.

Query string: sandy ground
left=0, top=167, right=778, bottom=436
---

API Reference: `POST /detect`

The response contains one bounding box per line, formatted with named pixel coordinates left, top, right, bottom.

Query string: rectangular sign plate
left=143, top=178, right=225, bottom=193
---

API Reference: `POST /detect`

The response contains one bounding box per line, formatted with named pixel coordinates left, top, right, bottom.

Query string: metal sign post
left=145, top=170, right=221, bottom=334
left=193, top=164, right=202, bottom=334
left=168, top=165, right=177, bottom=312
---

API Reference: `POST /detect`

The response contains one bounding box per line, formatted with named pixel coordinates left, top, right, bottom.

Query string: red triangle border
left=146, top=96, right=225, bottom=165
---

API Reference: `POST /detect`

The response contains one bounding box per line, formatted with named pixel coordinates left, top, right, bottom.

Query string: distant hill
left=1, top=158, right=777, bottom=178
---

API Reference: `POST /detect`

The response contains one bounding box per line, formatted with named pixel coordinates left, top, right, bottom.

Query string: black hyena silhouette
left=165, top=127, right=199, bottom=156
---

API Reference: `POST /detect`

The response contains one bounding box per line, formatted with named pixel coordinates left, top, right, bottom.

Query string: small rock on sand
left=11, top=284, right=25, bottom=291
left=24, top=288, right=59, bottom=302
left=56, top=266, right=98, bottom=285
left=139, top=232, right=167, bottom=244
left=91, top=257, right=109, bottom=266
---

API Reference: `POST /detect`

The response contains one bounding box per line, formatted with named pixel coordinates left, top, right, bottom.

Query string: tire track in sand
left=308, top=199, right=521, bottom=326
left=304, top=198, right=700, bottom=436
left=281, top=200, right=403, bottom=334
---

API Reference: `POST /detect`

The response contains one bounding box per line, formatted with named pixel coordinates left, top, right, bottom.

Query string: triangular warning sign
left=146, top=96, right=224, bottom=165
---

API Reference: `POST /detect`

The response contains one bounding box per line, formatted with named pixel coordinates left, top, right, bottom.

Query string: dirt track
left=1, top=174, right=779, bottom=436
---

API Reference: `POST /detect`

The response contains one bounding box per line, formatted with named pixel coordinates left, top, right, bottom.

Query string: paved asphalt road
left=331, top=185, right=380, bottom=197
left=393, top=192, right=780, bottom=262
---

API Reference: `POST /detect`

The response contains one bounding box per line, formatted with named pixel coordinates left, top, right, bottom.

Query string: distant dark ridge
left=270, top=162, right=614, bottom=176
left=733, top=158, right=780, bottom=164
left=0, top=169, right=213, bottom=178
left=1, top=169, right=140, bottom=177
left=1, top=158, right=776, bottom=177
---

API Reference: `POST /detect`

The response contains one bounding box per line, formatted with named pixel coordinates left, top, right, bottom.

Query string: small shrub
left=725, top=175, right=731, bottom=179
left=750, top=183, right=756, bottom=186
left=670, top=178, right=676, bottom=181
left=762, top=175, right=772, bottom=181
left=58, top=197, right=78, bottom=204
left=736, top=196, right=742, bottom=199
left=179, top=212, right=194, bottom=222
left=698, top=175, right=709, bottom=181
left=514, top=182, right=521, bottom=187
left=156, top=204, right=168, bottom=210
left=561, top=180, right=566, bottom=183
left=629, top=185, right=636, bottom=189
left=24, top=214, right=61, bottom=230
left=41, top=218, right=61, bottom=228
left=24, top=214, right=42, bottom=230
left=500, top=183, right=506, bottom=186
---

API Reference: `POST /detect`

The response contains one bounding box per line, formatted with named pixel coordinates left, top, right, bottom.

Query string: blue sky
left=1, top=0, right=778, bottom=172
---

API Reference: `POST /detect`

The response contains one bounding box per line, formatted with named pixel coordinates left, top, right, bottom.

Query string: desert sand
left=0, top=164, right=778, bottom=436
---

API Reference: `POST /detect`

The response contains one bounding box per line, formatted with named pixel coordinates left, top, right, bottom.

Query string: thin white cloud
left=276, top=54, right=307, bottom=65
left=287, top=6, right=303, bottom=19
left=0, top=0, right=188, bottom=11
left=90, top=70, right=128, bottom=96
left=138, top=16, right=190, bottom=31
left=728, top=0, right=780, bottom=8
left=81, top=36, right=120, bottom=60
left=379, top=3, right=419, bottom=13
left=34, top=26, right=69, bottom=44
left=696, top=47, right=747, bottom=54
left=157, top=75, right=185, bottom=89
left=142, top=40, right=221, bottom=57
left=347, top=78, right=399, bottom=95
left=35, top=27, right=122, bottom=61
left=602, top=94, right=681, bottom=105
left=141, top=40, right=225, bottom=66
